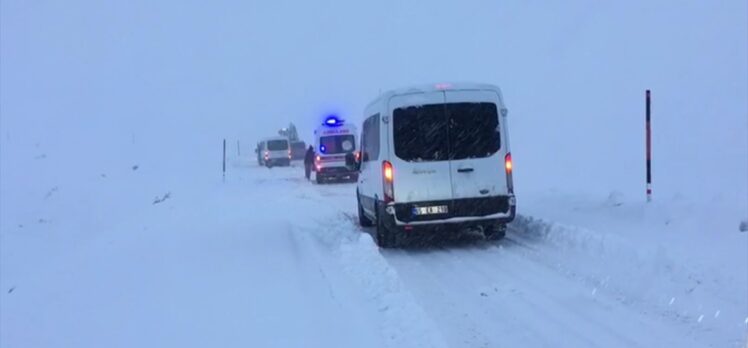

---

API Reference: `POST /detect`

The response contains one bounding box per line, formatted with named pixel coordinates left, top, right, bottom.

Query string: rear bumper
left=316, top=165, right=357, bottom=177
left=393, top=195, right=515, bottom=223
left=265, top=158, right=291, bottom=166
left=395, top=208, right=515, bottom=227
left=397, top=216, right=513, bottom=233
left=381, top=196, right=516, bottom=231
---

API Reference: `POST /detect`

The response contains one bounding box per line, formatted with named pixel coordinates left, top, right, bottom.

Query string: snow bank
left=511, top=191, right=748, bottom=347
left=293, top=205, right=448, bottom=348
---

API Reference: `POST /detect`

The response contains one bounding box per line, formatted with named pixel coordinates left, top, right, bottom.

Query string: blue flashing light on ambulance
left=312, top=116, right=359, bottom=184
left=324, top=116, right=343, bottom=127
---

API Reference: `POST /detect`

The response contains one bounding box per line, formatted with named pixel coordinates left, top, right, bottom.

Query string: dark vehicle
left=290, top=141, right=306, bottom=160
left=255, top=142, right=263, bottom=165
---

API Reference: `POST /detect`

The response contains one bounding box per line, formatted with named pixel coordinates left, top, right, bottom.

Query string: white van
left=312, top=116, right=358, bottom=184
left=347, top=83, right=516, bottom=247
left=257, top=137, right=291, bottom=167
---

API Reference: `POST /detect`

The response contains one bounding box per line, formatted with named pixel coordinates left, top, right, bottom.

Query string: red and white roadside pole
left=645, top=90, right=652, bottom=202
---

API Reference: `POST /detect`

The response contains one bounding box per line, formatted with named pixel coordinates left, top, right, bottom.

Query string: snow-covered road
left=1, top=161, right=745, bottom=347
left=386, top=235, right=697, bottom=348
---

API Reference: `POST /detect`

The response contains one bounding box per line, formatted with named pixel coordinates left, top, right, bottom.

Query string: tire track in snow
left=432, top=245, right=646, bottom=347
left=386, top=245, right=610, bottom=347
left=383, top=231, right=703, bottom=347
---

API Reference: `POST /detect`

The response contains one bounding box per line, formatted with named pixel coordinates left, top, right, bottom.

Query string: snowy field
left=2, top=156, right=745, bottom=347
left=2, top=0, right=746, bottom=347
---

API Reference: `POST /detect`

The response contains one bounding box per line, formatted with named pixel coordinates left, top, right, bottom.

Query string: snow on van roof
left=365, top=82, right=503, bottom=110
left=261, top=136, right=289, bottom=142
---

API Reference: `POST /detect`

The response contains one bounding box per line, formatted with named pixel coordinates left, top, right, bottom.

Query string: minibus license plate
left=412, top=205, right=448, bottom=215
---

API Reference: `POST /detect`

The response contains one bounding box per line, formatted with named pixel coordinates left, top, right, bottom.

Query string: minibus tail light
left=505, top=152, right=514, bottom=194
left=382, top=161, right=394, bottom=203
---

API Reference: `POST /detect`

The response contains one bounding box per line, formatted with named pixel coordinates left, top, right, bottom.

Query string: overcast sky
left=2, top=0, right=746, bottom=199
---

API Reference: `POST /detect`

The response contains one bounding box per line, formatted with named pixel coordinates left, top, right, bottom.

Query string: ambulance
left=312, top=116, right=358, bottom=184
